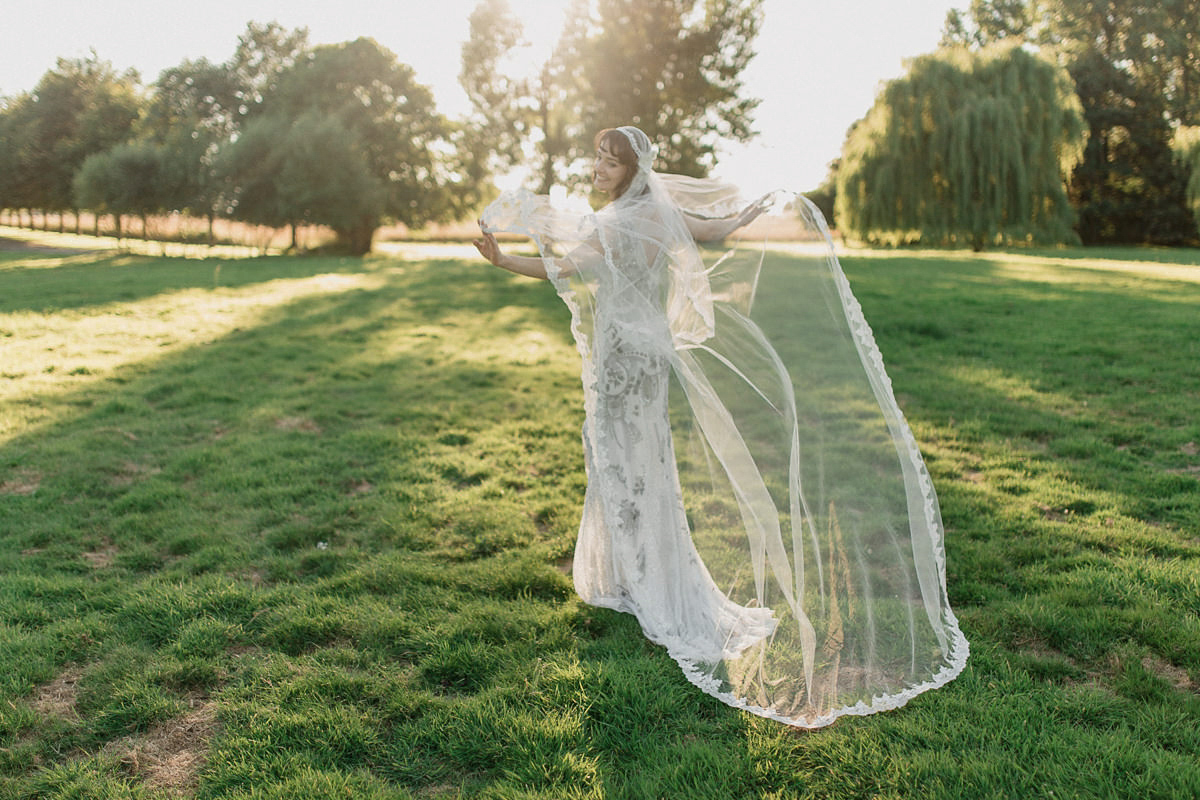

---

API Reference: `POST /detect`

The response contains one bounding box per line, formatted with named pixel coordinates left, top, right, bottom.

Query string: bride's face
left=592, top=142, right=629, bottom=193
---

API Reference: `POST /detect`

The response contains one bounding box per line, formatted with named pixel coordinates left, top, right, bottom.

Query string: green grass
left=1, top=228, right=1198, bottom=799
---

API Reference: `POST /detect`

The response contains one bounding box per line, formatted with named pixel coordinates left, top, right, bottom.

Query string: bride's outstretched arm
left=474, top=222, right=586, bottom=279
left=684, top=194, right=773, bottom=242
left=473, top=226, right=553, bottom=279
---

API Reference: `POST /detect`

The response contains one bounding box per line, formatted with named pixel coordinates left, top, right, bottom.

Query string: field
left=1, top=226, right=1198, bottom=799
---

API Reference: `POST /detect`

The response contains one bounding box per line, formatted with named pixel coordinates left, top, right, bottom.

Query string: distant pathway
left=0, top=226, right=270, bottom=259
left=0, top=234, right=102, bottom=255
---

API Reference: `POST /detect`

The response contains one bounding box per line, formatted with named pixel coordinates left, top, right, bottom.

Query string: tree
left=138, top=59, right=236, bottom=236
left=137, top=24, right=310, bottom=240
left=805, top=158, right=839, bottom=227
left=9, top=55, right=142, bottom=229
left=215, top=112, right=387, bottom=253
left=459, top=0, right=534, bottom=176
left=142, top=58, right=240, bottom=145
left=1032, top=0, right=1152, bottom=60
left=211, top=115, right=293, bottom=234
left=1067, top=48, right=1195, bottom=244
left=218, top=37, right=455, bottom=254
left=460, top=0, right=763, bottom=190
left=982, top=0, right=1200, bottom=126
left=73, top=141, right=173, bottom=239
left=459, top=0, right=589, bottom=193
left=0, top=93, right=39, bottom=223
left=941, top=0, right=1031, bottom=48
left=574, top=0, right=763, bottom=176
left=1149, top=0, right=1200, bottom=125
left=836, top=43, right=1085, bottom=249
left=227, top=21, right=310, bottom=123
left=1025, top=0, right=1195, bottom=242
left=942, top=0, right=1197, bottom=244
left=277, top=114, right=387, bottom=251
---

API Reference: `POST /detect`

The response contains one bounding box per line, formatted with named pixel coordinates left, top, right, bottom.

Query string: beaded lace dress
left=481, top=126, right=968, bottom=728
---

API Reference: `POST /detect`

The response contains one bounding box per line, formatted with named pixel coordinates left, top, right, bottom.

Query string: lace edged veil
left=481, top=126, right=968, bottom=728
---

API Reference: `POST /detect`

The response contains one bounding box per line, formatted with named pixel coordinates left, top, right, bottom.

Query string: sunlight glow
left=0, top=0, right=956, bottom=192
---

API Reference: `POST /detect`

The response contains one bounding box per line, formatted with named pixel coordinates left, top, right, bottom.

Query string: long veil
left=481, top=127, right=968, bottom=728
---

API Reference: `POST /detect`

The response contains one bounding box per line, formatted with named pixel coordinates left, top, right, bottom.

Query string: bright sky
left=1, top=0, right=958, bottom=193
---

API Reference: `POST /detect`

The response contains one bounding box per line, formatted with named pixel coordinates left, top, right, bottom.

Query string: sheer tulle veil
left=481, top=125, right=969, bottom=728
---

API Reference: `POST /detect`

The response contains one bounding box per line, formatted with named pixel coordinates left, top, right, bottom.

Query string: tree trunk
left=334, top=221, right=376, bottom=256
left=1183, top=54, right=1192, bottom=126
left=538, top=97, right=555, bottom=195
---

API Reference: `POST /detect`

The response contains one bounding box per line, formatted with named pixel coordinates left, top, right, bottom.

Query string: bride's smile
left=592, top=142, right=628, bottom=192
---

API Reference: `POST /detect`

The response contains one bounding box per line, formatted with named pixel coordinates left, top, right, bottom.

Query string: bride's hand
left=735, top=193, right=773, bottom=229
left=473, top=221, right=503, bottom=266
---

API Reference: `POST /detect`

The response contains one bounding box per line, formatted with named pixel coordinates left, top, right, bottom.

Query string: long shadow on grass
left=0, top=252, right=619, bottom=793
left=0, top=251, right=583, bottom=636
left=0, top=250, right=372, bottom=313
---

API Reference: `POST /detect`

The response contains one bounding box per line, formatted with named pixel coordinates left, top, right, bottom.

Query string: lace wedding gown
left=481, top=127, right=968, bottom=728
left=571, top=228, right=779, bottom=664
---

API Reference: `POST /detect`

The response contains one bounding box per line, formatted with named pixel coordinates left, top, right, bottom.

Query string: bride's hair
left=594, top=128, right=640, bottom=199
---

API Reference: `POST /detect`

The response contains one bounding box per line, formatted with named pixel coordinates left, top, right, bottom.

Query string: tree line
left=3, top=0, right=1199, bottom=253
left=833, top=0, right=1200, bottom=248
left=0, top=1, right=763, bottom=255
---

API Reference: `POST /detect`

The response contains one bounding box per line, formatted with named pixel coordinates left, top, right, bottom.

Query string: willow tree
left=943, top=0, right=1198, bottom=245
left=836, top=43, right=1086, bottom=249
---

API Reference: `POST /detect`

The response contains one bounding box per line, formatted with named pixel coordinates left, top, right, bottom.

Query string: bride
left=474, top=126, right=968, bottom=728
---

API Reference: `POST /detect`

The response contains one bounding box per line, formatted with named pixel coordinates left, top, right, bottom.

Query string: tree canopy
left=216, top=36, right=454, bottom=254
left=2, top=6, right=767, bottom=253
left=459, top=0, right=764, bottom=190
left=0, top=55, right=140, bottom=227
left=73, top=140, right=175, bottom=238
left=940, top=0, right=1198, bottom=244
left=0, top=24, right=461, bottom=254
left=5, top=5, right=1197, bottom=251
left=1068, top=48, right=1194, bottom=244
left=836, top=43, right=1085, bottom=249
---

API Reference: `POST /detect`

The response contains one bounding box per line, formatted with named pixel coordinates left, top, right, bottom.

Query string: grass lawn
left=0, top=227, right=1198, bottom=799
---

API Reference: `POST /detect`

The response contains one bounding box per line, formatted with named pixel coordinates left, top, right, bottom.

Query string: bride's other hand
left=473, top=221, right=503, bottom=266
left=735, top=193, right=773, bottom=229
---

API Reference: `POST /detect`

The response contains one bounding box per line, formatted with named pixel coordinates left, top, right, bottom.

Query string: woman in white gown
left=474, top=126, right=968, bottom=728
